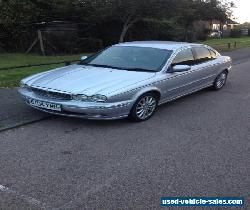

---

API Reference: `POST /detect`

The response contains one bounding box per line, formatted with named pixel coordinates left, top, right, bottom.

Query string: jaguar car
left=19, top=41, right=232, bottom=122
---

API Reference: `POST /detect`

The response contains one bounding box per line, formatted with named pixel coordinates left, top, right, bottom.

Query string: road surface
left=0, top=49, right=249, bottom=210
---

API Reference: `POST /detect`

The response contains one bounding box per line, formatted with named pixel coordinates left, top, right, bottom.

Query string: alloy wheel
left=135, top=95, right=157, bottom=120
left=215, top=72, right=227, bottom=89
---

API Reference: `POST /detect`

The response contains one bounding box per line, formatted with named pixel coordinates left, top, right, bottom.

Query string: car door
left=161, top=47, right=198, bottom=100
left=191, top=46, right=219, bottom=87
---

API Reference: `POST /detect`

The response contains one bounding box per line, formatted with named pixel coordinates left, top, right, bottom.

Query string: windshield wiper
left=81, top=63, right=156, bottom=72
left=82, top=63, right=124, bottom=70
left=124, top=68, right=156, bottom=72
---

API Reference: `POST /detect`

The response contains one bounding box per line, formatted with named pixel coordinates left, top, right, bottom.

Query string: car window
left=194, top=47, right=212, bottom=63
left=209, top=49, right=217, bottom=59
left=81, top=46, right=173, bottom=72
left=172, top=48, right=195, bottom=66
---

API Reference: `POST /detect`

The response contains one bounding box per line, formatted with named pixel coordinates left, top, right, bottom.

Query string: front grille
left=30, top=87, right=72, bottom=100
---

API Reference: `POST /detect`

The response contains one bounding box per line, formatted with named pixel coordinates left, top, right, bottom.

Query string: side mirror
left=170, top=65, right=191, bottom=73
left=80, top=56, right=88, bottom=61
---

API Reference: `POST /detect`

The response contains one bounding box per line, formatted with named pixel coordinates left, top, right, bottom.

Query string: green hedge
left=129, top=19, right=186, bottom=42
left=75, top=38, right=103, bottom=53
left=230, top=29, right=242, bottom=38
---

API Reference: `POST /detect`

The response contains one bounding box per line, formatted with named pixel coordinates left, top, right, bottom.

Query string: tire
left=212, top=71, right=228, bottom=90
left=129, top=93, right=158, bottom=122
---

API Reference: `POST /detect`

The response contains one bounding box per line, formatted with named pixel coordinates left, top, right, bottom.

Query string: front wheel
left=129, top=93, right=158, bottom=122
left=212, top=71, right=228, bottom=90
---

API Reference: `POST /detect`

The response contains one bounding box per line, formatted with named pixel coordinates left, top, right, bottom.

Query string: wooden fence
left=212, top=40, right=250, bottom=51
left=0, top=60, right=79, bottom=71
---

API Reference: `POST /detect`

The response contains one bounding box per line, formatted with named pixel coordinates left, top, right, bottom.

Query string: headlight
left=72, top=94, right=107, bottom=102
left=72, top=94, right=88, bottom=101
left=91, top=95, right=107, bottom=102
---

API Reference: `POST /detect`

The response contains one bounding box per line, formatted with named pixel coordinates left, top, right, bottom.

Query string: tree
left=0, top=0, right=234, bottom=52
left=173, top=0, right=234, bottom=41
left=107, top=0, right=173, bottom=43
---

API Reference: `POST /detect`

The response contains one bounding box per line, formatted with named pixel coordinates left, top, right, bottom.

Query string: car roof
left=115, top=41, right=204, bottom=51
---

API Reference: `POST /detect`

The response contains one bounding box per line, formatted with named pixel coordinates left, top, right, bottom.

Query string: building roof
left=115, top=41, right=202, bottom=51
left=227, top=19, right=239, bottom=25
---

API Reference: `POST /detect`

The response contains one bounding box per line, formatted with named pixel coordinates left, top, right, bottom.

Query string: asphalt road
left=0, top=51, right=250, bottom=209
left=1, top=48, right=250, bottom=132
left=0, top=88, right=48, bottom=131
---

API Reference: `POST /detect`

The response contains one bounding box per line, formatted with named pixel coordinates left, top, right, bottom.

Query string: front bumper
left=18, top=88, right=133, bottom=120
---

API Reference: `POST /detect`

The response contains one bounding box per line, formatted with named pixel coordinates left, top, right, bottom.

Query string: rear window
left=209, top=49, right=218, bottom=59
left=172, top=48, right=195, bottom=66
left=194, top=47, right=212, bottom=63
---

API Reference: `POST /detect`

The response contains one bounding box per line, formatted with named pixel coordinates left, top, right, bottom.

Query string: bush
left=0, top=42, right=5, bottom=52
left=36, top=30, right=78, bottom=55
left=193, top=21, right=211, bottom=41
left=95, top=19, right=122, bottom=46
left=230, top=29, right=241, bottom=38
left=75, top=38, right=103, bottom=53
left=195, top=28, right=211, bottom=41
left=129, top=19, right=186, bottom=42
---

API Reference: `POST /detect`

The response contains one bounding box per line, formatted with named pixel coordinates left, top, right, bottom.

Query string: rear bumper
left=18, top=88, right=133, bottom=120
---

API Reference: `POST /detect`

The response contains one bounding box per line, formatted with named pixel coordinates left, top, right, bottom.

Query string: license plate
left=28, top=99, right=61, bottom=111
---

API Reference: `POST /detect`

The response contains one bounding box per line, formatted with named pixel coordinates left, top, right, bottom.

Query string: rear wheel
left=129, top=93, right=158, bottom=122
left=212, top=71, right=228, bottom=90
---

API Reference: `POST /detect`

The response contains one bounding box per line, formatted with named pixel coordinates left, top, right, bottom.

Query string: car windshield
left=80, top=46, right=173, bottom=72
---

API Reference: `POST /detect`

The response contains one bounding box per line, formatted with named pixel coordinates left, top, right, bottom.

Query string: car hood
left=24, top=64, right=155, bottom=95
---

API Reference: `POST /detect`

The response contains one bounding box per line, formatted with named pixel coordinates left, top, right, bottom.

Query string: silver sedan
left=19, top=41, right=232, bottom=122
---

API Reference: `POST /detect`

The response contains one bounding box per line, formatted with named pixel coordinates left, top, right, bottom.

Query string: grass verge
left=0, top=53, right=87, bottom=87
left=1, top=38, right=250, bottom=88
left=199, top=37, right=250, bottom=51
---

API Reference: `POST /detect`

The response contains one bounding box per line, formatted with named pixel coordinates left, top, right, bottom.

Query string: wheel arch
left=224, top=69, right=229, bottom=74
left=133, top=87, right=162, bottom=102
left=216, top=69, right=229, bottom=79
left=129, top=88, right=161, bottom=122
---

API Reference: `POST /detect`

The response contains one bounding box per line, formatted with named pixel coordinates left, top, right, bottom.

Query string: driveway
left=0, top=49, right=249, bottom=210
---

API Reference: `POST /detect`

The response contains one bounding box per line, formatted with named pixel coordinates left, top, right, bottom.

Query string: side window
left=209, top=49, right=217, bottom=59
left=194, top=47, right=212, bottom=63
left=172, top=48, right=195, bottom=66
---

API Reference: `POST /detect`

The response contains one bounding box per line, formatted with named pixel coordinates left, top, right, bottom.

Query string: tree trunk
left=119, top=16, right=138, bottom=43
left=119, top=24, right=129, bottom=43
left=184, top=28, right=188, bottom=42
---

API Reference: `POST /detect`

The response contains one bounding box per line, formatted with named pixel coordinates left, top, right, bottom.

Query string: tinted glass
left=172, top=48, right=195, bottom=66
left=209, top=49, right=217, bottom=59
left=194, top=47, right=212, bottom=63
left=81, top=46, right=173, bottom=72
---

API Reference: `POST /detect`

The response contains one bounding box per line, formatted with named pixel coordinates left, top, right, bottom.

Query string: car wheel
left=212, top=71, right=228, bottom=90
left=129, top=93, right=158, bottom=122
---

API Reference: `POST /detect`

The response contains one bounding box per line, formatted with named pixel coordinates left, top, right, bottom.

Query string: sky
left=232, top=0, right=250, bottom=23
